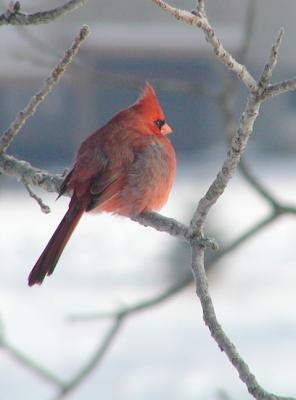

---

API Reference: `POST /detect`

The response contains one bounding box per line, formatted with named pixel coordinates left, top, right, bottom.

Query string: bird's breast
left=120, top=137, right=176, bottom=214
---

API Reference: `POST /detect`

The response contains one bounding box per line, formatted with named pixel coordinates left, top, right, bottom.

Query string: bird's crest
left=134, top=82, right=165, bottom=121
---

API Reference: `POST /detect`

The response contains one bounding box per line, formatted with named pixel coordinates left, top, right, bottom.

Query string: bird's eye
left=154, top=119, right=165, bottom=130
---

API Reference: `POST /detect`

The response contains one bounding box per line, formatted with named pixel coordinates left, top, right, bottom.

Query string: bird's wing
left=86, top=172, right=127, bottom=212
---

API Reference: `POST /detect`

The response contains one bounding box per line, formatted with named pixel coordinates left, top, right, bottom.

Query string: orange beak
left=161, top=122, right=172, bottom=135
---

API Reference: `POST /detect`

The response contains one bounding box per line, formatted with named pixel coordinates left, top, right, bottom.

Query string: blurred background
left=1, top=0, right=296, bottom=399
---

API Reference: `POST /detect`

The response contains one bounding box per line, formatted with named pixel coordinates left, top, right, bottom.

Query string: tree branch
left=190, top=93, right=260, bottom=235
left=132, top=211, right=189, bottom=240
left=22, top=178, right=51, bottom=213
left=0, top=0, right=88, bottom=26
left=238, top=159, right=282, bottom=209
left=1, top=334, right=65, bottom=388
left=190, top=241, right=295, bottom=400
left=151, top=0, right=257, bottom=92
left=190, top=27, right=285, bottom=235
left=69, top=277, right=192, bottom=322
left=258, top=29, right=284, bottom=93
left=0, top=25, right=90, bottom=153
left=52, top=318, right=124, bottom=400
left=262, top=78, right=296, bottom=100
left=215, top=10, right=285, bottom=216
left=0, top=153, right=63, bottom=193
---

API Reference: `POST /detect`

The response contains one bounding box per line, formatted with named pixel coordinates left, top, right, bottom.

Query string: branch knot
left=190, top=234, right=219, bottom=251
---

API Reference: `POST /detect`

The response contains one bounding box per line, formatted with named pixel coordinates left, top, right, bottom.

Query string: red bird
left=28, top=82, right=176, bottom=286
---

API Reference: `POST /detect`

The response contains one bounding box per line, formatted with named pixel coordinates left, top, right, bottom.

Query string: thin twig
left=151, top=0, right=257, bottom=92
left=3, top=339, right=65, bottom=388
left=262, top=78, right=296, bottom=100
left=51, top=318, right=124, bottom=400
left=211, top=211, right=280, bottom=263
left=22, top=178, right=51, bottom=213
left=214, top=0, right=257, bottom=101
left=0, top=25, right=90, bottom=153
left=258, top=29, right=284, bottom=92
left=238, top=160, right=282, bottom=209
left=68, top=276, right=192, bottom=322
left=0, top=0, right=88, bottom=26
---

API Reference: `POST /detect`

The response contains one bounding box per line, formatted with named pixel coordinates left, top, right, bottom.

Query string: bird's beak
left=161, top=123, right=172, bottom=135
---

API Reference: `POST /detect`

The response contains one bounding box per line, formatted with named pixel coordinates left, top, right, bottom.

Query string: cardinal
left=28, top=82, right=176, bottom=286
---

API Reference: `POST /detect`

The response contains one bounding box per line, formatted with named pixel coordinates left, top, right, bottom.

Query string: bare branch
left=190, top=94, right=260, bottom=235
left=0, top=25, right=90, bottom=153
left=238, top=159, right=282, bottom=209
left=190, top=242, right=295, bottom=400
left=216, top=14, right=289, bottom=222
left=258, top=29, right=284, bottom=92
left=189, top=22, right=285, bottom=236
left=216, top=81, right=283, bottom=212
left=262, top=78, right=296, bottom=99
left=0, top=0, right=88, bottom=26
left=215, top=13, right=285, bottom=217
left=132, top=211, right=189, bottom=240
left=52, top=318, right=124, bottom=400
left=2, top=337, right=65, bottom=388
left=69, top=277, right=192, bottom=322
left=151, top=0, right=257, bottom=92
left=0, top=153, right=63, bottom=193
left=213, top=211, right=280, bottom=262
left=22, top=178, right=51, bottom=213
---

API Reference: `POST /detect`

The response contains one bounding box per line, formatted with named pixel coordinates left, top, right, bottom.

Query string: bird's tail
left=28, top=198, right=84, bottom=286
